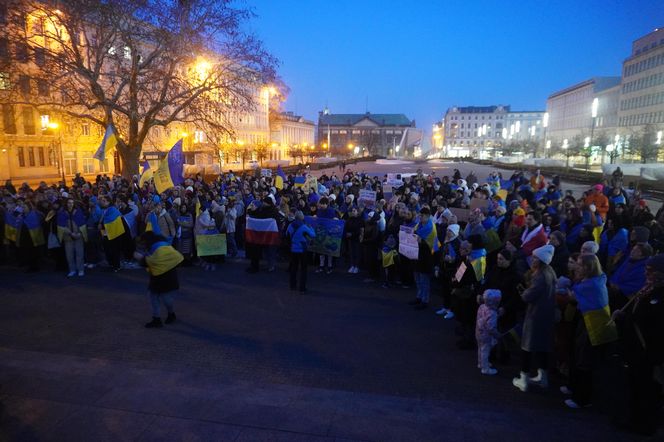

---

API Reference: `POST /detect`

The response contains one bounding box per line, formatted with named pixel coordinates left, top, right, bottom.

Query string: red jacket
left=520, top=224, right=548, bottom=257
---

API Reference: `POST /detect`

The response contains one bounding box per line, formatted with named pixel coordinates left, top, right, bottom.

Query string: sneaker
left=481, top=368, right=498, bottom=375
left=326, top=267, right=333, bottom=274
left=443, top=311, right=455, bottom=320
left=564, top=399, right=591, bottom=409
left=77, top=270, right=85, bottom=277
left=347, top=266, right=354, bottom=273
left=145, top=317, right=163, bottom=328
left=435, top=308, right=449, bottom=316
left=67, top=271, right=76, bottom=277
left=165, top=312, right=177, bottom=324
left=560, top=386, right=573, bottom=396
left=408, top=298, right=422, bottom=305
left=352, top=267, right=359, bottom=274
left=315, top=267, right=324, bottom=273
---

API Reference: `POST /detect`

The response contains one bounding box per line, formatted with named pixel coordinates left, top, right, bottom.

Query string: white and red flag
left=245, top=217, right=280, bottom=246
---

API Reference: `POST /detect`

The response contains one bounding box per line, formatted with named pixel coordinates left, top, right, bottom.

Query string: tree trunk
left=118, top=145, right=141, bottom=179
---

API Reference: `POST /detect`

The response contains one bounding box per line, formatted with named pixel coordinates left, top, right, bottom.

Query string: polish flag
left=245, top=217, right=281, bottom=246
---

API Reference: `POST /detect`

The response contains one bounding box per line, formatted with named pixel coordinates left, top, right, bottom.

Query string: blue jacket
left=610, top=257, right=648, bottom=298
left=287, top=221, right=316, bottom=253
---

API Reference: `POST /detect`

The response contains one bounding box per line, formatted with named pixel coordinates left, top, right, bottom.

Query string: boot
left=165, top=312, right=177, bottom=324
left=512, top=372, right=528, bottom=392
left=145, top=317, right=163, bottom=328
left=529, top=369, right=548, bottom=389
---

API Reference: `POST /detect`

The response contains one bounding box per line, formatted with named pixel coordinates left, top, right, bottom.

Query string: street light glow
left=47, top=122, right=59, bottom=130
left=584, top=136, right=590, bottom=148
left=657, top=131, right=662, bottom=145
left=543, top=112, right=549, bottom=128
left=562, top=139, right=569, bottom=149
left=347, top=143, right=354, bottom=150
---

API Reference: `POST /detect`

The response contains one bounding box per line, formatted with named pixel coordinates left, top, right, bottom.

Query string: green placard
left=196, top=233, right=227, bottom=256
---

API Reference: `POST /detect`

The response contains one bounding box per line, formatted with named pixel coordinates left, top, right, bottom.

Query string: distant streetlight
left=542, top=112, right=549, bottom=158
left=562, top=138, right=570, bottom=170
left=43, top=121, right=65, bottom=183
left=590, top=97, right=599, bottom=164
left=656, top=130, right=662, bottom=145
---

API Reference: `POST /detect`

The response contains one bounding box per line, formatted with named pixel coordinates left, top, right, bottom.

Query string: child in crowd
left=381, top=234, right=398, bottom=288
left=476, top=289, right=502, bottom=375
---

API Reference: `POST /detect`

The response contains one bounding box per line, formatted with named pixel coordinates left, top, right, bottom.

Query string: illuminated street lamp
left=44, top=121, right=66, bottom=183
left=562, top=138, right=570, bottom=170
left=590, top=97, right=599, bottom=163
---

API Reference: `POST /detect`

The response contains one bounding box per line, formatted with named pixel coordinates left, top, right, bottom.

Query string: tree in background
left=627, top=124, right=661, bottom=163
left=1, top=0, right=277, bottom=177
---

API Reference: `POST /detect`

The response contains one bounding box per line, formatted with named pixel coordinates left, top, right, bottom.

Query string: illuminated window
left=81, top=123, right=90, bottom=136
left=40, top=114, right=49, bottom=130
left=0, top=72, right=11, bottom=90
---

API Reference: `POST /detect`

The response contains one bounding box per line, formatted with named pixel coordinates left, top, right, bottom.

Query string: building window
left=15, top=43, right=29, bottom=62
left=0, top=38, right=8, bottom=58
left=22, top=107, right=35, bottom=135
left=28, top=146, right=35, bottom=166
left=18, top=75, right=30, bottom=95
left=81, top=123, right=90, bottom=136
left=37, top=146, right=45, bottom=166
left=82, top=154, right=95, bottom=174
left=2, top=104, right=16, bottom=134
left=0, top=72, right=10, bottom=90
left=33, top=47, right=46, bottom=66
left=37, top=79, right=49, bottom=96
left=64, top=151, right=77, bottom=175
left=99, top=158, right=110, bottom=173
left=17, top=147, right=25, bottom=167
left=48, top=147, right=56, bottom=166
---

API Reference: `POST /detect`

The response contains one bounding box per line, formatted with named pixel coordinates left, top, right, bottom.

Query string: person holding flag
left=275, top=165, right=287, bottom=190
left=410, top=207, right=440, bottom=310
left=139, top=159, right=153, bottom=188
left=57, top=198, right=88, bottom=277
left=153, top=140, right=184, bottom=194
left=98, top=195, right=126, bottom=272
left=133, top=231, right=184, bottom=329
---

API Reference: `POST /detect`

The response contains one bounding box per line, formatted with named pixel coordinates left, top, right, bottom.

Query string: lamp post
left=562, top=138, right=569, bottom=170
left=542, top=112, right=549, bottom=158
left=590, top=97, right=598, bottom=166
left=46, top=122, right=66, bottom=184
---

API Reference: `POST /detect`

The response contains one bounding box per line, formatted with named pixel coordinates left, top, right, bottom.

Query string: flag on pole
left=294, top=176, right=306, bottom=188
left=139, top=159, right=153, bottom=187
left=153, top=139, right=184, bottom=194
left=94, top=125, right=118, bottom=161
left=275, top=165, right=287, bottom=190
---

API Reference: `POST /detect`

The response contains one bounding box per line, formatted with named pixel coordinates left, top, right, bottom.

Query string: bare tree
left=627, top=124, right=661, bottom=164
left=1, top=0, right=277, bottom=177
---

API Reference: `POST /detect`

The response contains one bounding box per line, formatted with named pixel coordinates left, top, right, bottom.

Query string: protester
left=476, top=289, right=502, bottom=375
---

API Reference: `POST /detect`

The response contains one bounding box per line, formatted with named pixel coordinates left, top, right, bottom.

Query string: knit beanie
left=483, top=289, right=502, bottom=308
left=581, top=241, right=599, bottom=255
left=532, top=244, right=554, bottom=265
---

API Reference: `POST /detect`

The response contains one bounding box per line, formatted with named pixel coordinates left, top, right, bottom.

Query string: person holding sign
left=286, top=211, right=316, bottom=294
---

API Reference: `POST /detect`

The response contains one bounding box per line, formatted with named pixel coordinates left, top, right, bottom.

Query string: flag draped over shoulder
left=145, top=241, right=183, bottom=276
left=4, top=211, right=20, bottom=243
left=145, top=212, right=161, bottom=236
left=275, top=165, right=287, bottom=190
left=123, top=210, right=138, bottom=238
left=23, top=211, right=45, bottom=246
left=245, top=217, right=280, bottom=246
left=139, top=160, right=153, bottom=187
left=573, top=274, right=618, bottom=346
left=94, top=125, right=118, bottom=162
left=415, top=218, right=440, bottom=254
left=56, top=209, right=88, bottom=242
left=469, top=248, right=487, bottom=281
left=153, top=140, right=184, bottom=194
left=102, top=206, right=126, bottom=240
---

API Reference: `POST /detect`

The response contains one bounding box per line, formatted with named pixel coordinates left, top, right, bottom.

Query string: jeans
left=64, top=238, right=85, bottom=272
left=226, top=233, right=237, bottom=257
left=319, top=254, right=333, bottom=269
left=289, top=252, right=308, bottom=291
left=414, top=272, right=431, bottom=303
left=150, top=291, right=175, bottom=317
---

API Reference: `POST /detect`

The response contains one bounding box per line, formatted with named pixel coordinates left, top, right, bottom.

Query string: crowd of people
left=1, top=164, right=663, bottom=436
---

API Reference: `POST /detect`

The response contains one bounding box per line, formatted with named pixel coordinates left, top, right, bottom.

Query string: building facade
left=269, top=111, right=315, bottom=164
left=442, top=105, right=544, bottom=158
left=618, top=27, right=664, bottom=136
left=317, top=109, right=415, bottom=157
left=546, top=77, right=621, bottom=151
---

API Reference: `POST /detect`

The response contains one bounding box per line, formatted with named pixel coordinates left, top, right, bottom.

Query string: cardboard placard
left=449, top=207, right=470, bottom=222
left=358, top=189, right=377, bottom=209
left=304, top=216, right=345, bottom=257
left=195, top=233, right=227, bottom=256
left=398, top=227, right=418, bottom=260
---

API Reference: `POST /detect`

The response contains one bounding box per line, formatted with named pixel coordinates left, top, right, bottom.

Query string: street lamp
left=542, top=112, right=549, bottom=158
left=45, top=121, right=66, bottom=183
left=562, top=138, right=569, bottom=170
left=590, top=97, right=599, bottom=164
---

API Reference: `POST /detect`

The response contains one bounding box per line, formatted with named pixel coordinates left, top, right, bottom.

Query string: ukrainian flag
left=139, top=160, right=153, bottom=187
left=275, top=165, right=287, bottom=190
left=94, top=125, right=118, bottom=162
left=294, top=176, right=306, bottom=188
left=145, top=241, right=183, bottom=276
left=23, top=211, right=45, bottom=247
left=382, top=249, right=397, bottom=268
left=145, top=212, right=162, bottom=236
left=573, top=273, right=618, bottom=346
left=56, top=208, right=88, bottom=242
left=4, top=211, right=19, bottom=243
left=102, top=206, right=126, bottom=240
left=469, top=248, right=487, bottom=281
left=153, top=139, right=184, bottom=194
left=415, top=218, right=440, bottom=254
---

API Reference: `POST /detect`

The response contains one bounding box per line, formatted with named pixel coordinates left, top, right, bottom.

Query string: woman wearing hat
left=513, top=244, right=557, bottom=392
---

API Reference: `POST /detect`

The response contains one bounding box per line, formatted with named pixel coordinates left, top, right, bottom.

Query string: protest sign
left=304, top=175, right=318, bottom=192
left=470, top=198, right=489, bottom=212
left=261, top=169, right=272, bottom=177
left=454, top=262, right=467, bottom=282
left=386, top=173, right=403, bottom=188
left=358, top=189, right=377, bottom=209
left=449, top=207, right=471, bottom=222
left=195, top=233, right=227, bottom=256
left=398, top=226, right=418, bottom=260
left=304, top=216, right=345, bottom=257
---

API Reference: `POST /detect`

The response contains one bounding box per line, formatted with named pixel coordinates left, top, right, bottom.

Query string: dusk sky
left=249, top=0, right=662, bottom=137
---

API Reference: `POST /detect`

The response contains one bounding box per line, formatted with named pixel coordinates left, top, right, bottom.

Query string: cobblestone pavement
left=0, top=253, right=654, bottom=441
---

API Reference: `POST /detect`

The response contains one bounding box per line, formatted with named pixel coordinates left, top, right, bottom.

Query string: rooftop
left=547, top=77, right=621, bottom=100
left=318, top=112, right=413, bottom=127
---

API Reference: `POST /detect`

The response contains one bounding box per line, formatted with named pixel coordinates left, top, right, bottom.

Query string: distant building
left=546, top=77, right=621, bottom=151
left=442, top=105, right=544, bottom=158
left=269, top=111, right=315, bottom=164
left=317, top=109, right=415, bottom=157
left=618, top=27, right=664, bottom=135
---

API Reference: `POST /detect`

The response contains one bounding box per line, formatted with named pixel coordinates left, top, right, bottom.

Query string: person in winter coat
left=58, top=198, right=87, bottom=277
left=608, top=243, right=653, bottom=310
left=548, top=230, right=570, bottom=278
left=286, top=211, right=316, bottom=294
left=134, top=231, right=184, bottom=328
left=513, top=244, right=557, bottom=392
left=436, top=223, right=462, bottom=319
left=612, top=254, right=664, bottom=436
left=476, top=289, right=502, bottom=375
left=343, top=207, right=363, bottom=273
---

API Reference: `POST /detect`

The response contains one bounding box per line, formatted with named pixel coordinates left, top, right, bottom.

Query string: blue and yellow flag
left=4, top=211, right=20, bottom=243
left=469, top=248, right=487, bottom=281
left=275, top=165, right=287, bottom=190
left=102, top=206, right=126, bottom=240
left=415, top=218, right=440, bottom=254
left=123, top=210, right=138, bottom=238
left=574, top=274, right=618, bottom=346
left=94, top=125, right=118, bottom=162
left=153, top=139, right=184, bottom=194
left=294, top=176, right=306, bottom=188
left=145, top=212, right=162, bottom=236
left=144, top=241, right=183, bottom=276
left=139, top=160, right=153, bottom=187
left=23, top=211, right=45, bottom=247
left=56, top=208, right=88, bottom=242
